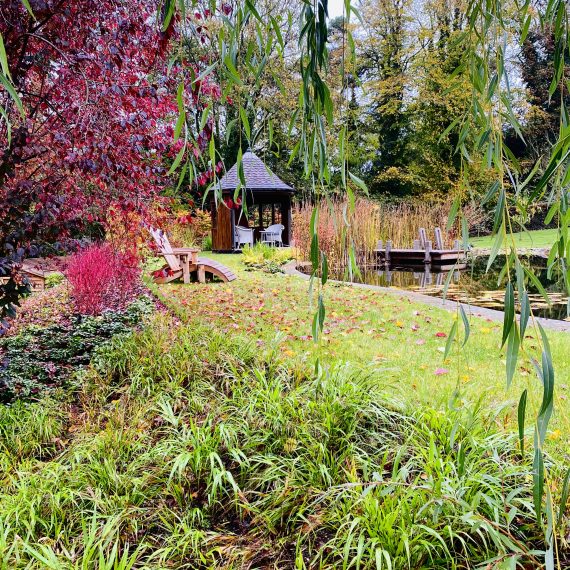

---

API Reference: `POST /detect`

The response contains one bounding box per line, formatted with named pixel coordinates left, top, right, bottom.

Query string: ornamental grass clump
left=241, top=242, right=294, bottom=272
left=1, top=314, right=566, bottom=568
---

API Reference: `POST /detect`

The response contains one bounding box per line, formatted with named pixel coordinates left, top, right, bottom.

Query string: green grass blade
left=557, top=468, right=570, bottom=527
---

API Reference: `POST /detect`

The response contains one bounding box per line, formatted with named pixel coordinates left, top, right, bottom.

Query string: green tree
left=356, top=0, right=411, bottom=195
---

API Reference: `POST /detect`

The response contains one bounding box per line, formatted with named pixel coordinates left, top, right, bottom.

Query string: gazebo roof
left=218, top=149, right=294, bottom=193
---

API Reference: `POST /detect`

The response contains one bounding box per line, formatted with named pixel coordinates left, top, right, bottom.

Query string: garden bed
left=0, top=287, right=155, bottom=402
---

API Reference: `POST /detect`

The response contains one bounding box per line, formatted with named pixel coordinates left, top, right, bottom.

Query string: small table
left=172, top=248, right=199, bottom=283
left=260, top=231, right=280, bottom=246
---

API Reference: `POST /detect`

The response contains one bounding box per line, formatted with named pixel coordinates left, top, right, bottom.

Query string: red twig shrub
left=65, top=244, right=140, bottom=315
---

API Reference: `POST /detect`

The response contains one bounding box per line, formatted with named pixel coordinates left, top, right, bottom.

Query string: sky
left=328, top=0, right=345, bottom=18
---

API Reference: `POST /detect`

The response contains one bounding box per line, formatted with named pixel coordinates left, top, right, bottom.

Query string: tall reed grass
left=292, top=198, right=482, bottom=272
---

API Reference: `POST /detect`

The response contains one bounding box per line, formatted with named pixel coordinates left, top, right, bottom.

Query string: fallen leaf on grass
left=435, top=332, right=447, bottom=338
left=434, top=367, right=449, bottom=375
left=547, top=430, right=562, bottom=441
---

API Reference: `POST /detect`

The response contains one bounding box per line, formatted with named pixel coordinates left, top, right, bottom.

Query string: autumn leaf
left=547, top=430, right=562, bottom=441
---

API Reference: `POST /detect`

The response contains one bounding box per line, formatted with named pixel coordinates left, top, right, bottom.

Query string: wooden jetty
left=375, top=227, right=466, bottom=267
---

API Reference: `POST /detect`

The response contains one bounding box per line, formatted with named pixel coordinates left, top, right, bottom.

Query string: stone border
left=283, top=261, right=570, bottom=333
left=470, top=247, right=551, bottom=258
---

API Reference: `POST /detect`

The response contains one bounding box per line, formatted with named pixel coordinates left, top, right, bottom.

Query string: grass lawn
left=471, top=228, right=559, bottom=249
left=149, top=253, right=570, bottom=452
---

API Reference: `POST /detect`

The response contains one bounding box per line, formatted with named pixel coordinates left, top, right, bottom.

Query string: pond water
left=298, top=255, right=570, bottom=321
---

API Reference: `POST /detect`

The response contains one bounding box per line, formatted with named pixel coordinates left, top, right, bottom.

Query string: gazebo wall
left=211, top=201, right=235, bottom=252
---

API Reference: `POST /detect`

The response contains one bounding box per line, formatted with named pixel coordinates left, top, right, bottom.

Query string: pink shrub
left=65, top=243, right=140, bottom=315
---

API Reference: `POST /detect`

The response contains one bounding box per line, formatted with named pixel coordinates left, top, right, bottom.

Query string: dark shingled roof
left=219, top=149, right=294, bottom=192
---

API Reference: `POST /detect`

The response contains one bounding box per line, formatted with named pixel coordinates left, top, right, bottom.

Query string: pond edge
left=282, top=261, right=570, bottom=334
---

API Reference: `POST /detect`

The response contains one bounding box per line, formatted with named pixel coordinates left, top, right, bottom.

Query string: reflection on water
left=298, top=256, right=570, bottom=321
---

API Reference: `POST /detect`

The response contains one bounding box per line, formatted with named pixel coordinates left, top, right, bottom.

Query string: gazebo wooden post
left=283, top=196, right=292, bottom=246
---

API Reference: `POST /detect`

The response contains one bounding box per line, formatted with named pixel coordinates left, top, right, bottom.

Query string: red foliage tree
left=0, top=0, right=181, bottom=326
left=0, top=0, right=228, bottom=328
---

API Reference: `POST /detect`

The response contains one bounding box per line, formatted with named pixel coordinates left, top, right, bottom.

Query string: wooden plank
left=197, top=264, right=206, bottom=283
left=419, top=228, right=427, bottom=248
left=182, top=255, right=190, bottom=284
left=151, top=228, right=181, bottom=272
left=434, top=227, right=444, bottom=250
left=152, top=266, right=183, bottom=284
left=211, top=202, right=234, bottom=251
left=196, top=257, right=237, bottom=282
left=424, top=240, right=432, bottom=263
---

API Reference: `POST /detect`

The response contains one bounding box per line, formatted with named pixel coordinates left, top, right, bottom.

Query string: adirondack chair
left=149, top=227, right=238, bottom=284
left=260, top=224, right=284, bottom=246
left=149, top=227, right=199, bottom=284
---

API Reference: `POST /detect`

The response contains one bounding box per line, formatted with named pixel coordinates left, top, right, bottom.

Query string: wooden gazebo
left=211, top=149, right=295, bottom=252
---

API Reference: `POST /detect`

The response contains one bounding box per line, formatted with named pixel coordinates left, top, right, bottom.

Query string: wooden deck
left=375, top=227, right=467, bottom=266
left=375, top=247, right=467, bottom=265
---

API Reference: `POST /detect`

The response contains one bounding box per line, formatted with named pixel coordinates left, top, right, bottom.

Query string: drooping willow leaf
left=501, top=282, right=515, bottom=348
left=517, top=389, right=527, bottom=456
left=443, top=320, right=458, bottom=361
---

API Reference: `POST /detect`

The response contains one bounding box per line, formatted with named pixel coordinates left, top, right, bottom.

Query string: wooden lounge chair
left=149, top=227, right=237, bottom=284
left=149, top=227, right=197, bottom=284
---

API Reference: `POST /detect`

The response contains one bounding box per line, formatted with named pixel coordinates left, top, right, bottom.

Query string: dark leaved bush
left=0, top=295, right=153, bottom=402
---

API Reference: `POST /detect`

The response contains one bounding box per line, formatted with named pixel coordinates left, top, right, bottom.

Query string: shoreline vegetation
left=1, top=0, right=569, bottom=566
